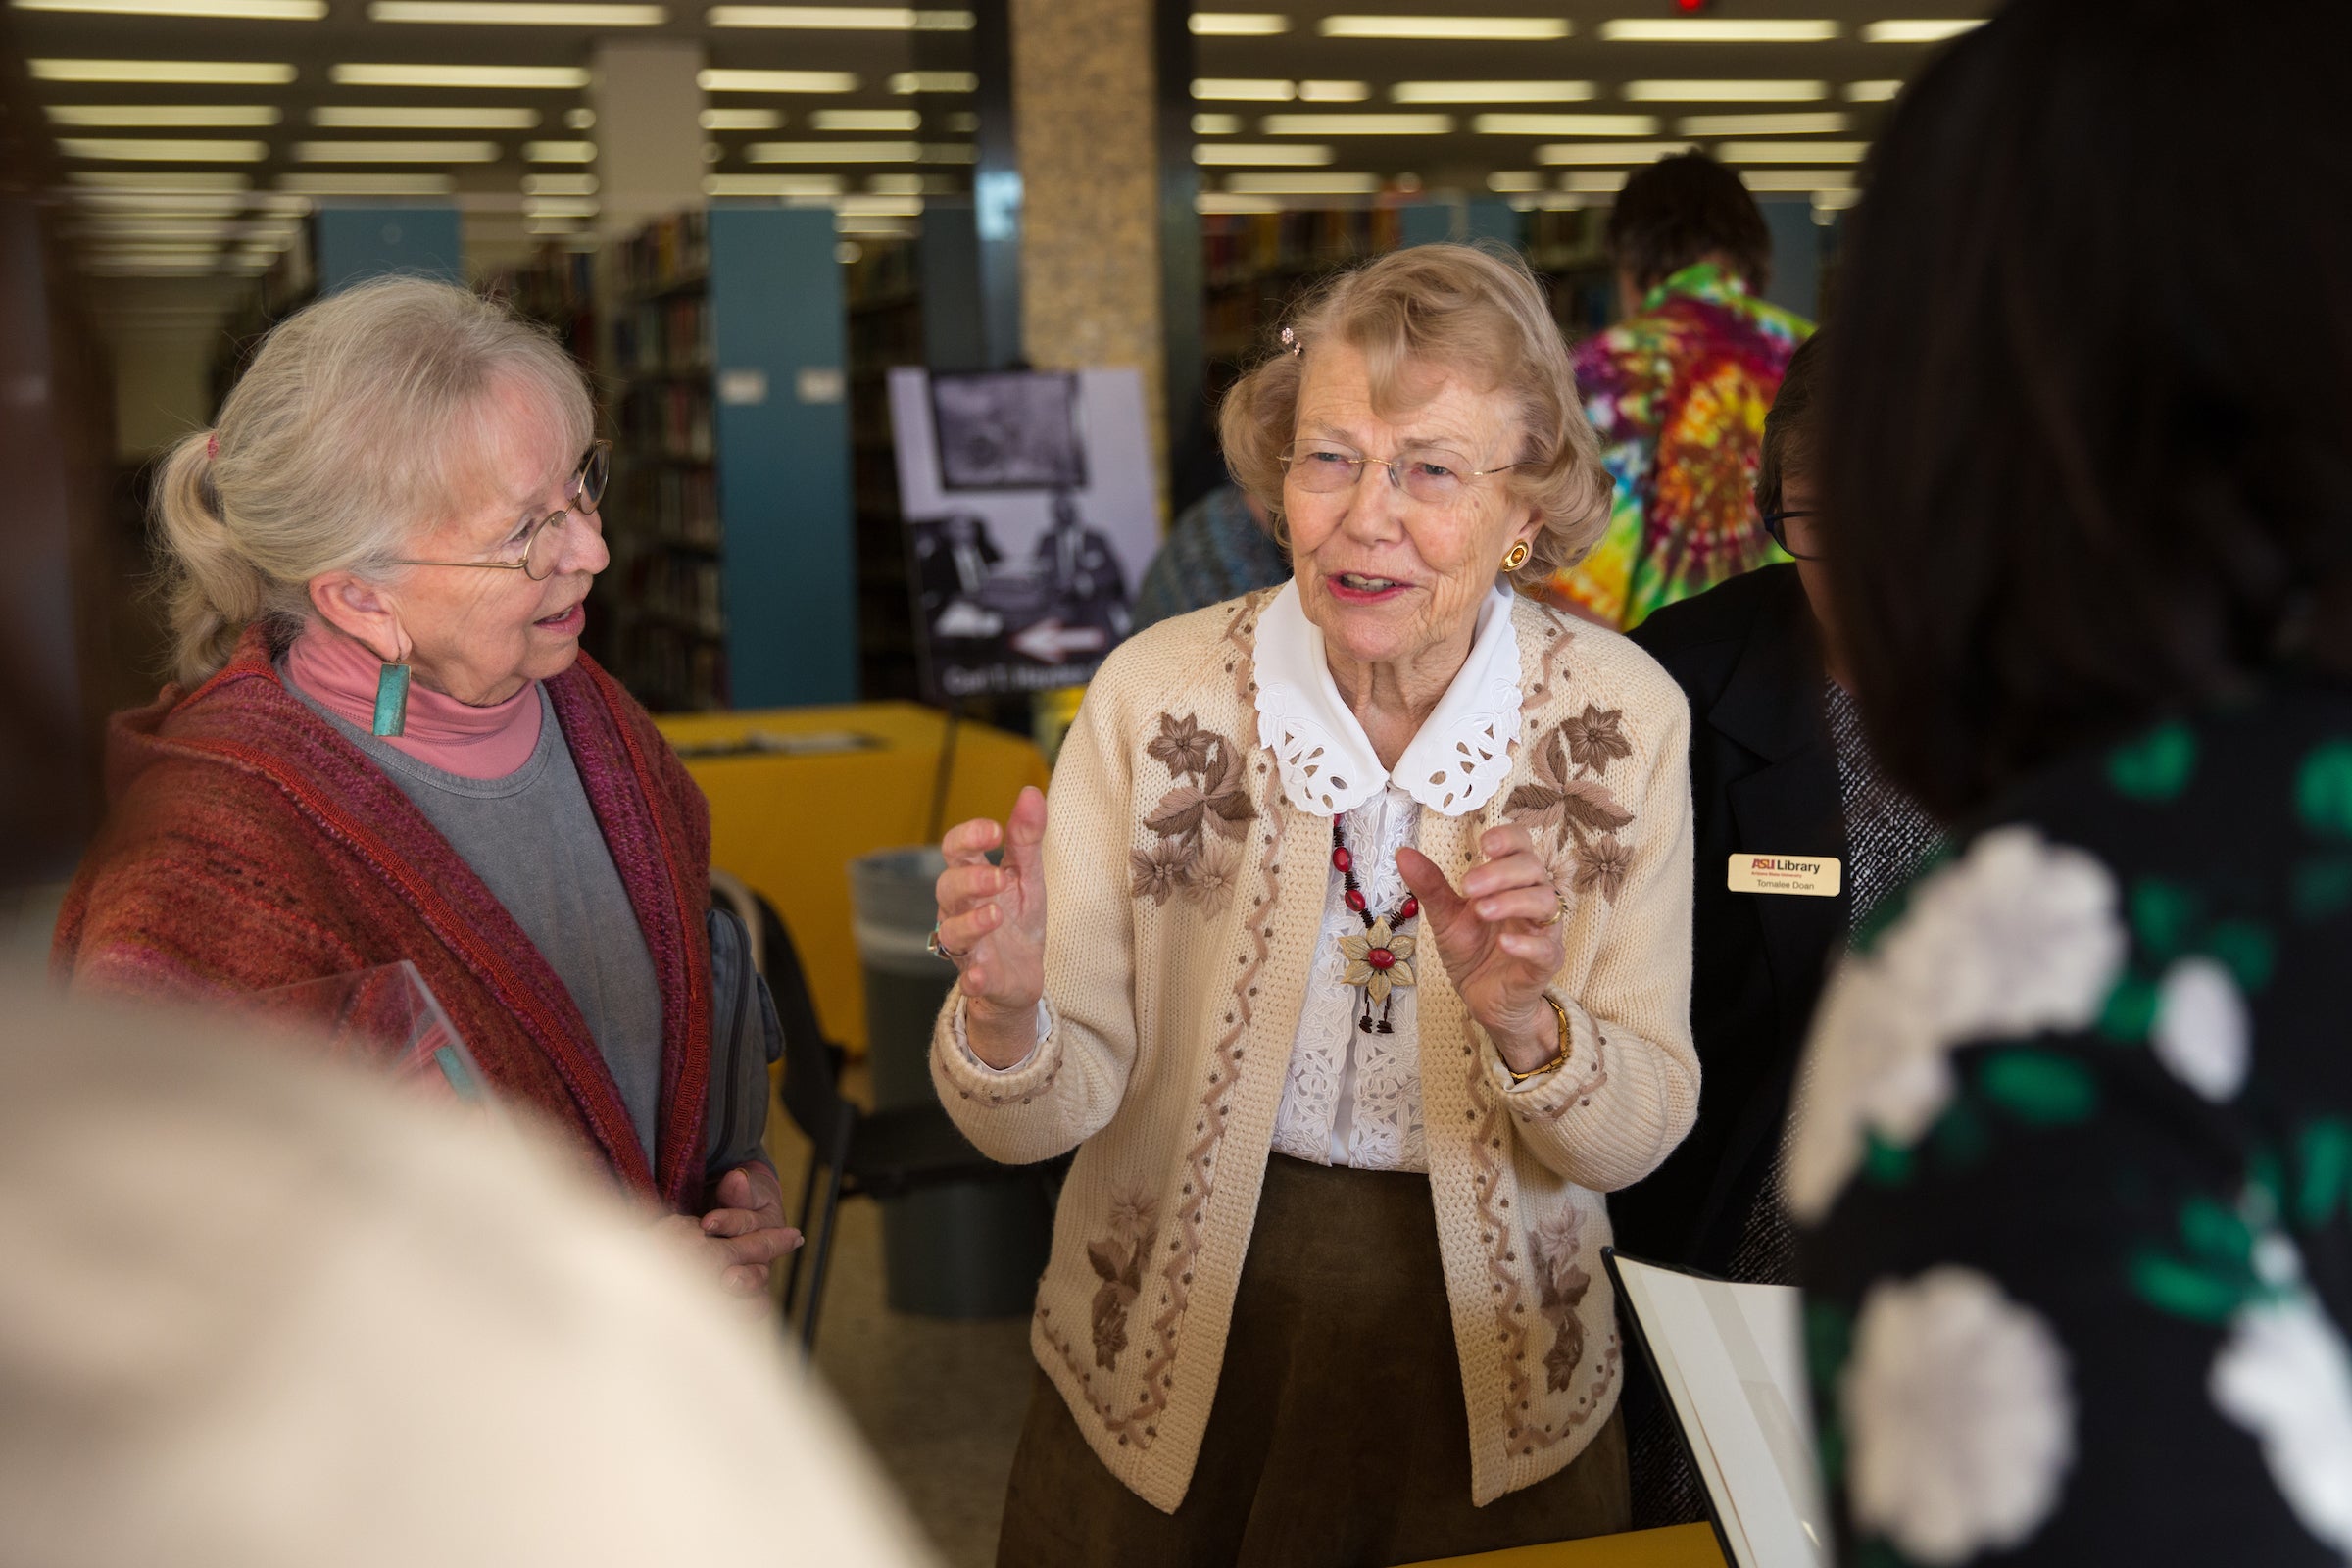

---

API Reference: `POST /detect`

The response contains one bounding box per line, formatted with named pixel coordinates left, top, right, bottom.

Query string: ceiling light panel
left=1843, top=80, right=1903, bottom=101
left=523, top=172, right=598, bottom=193
left=314, top=106, right=540, bottom=128
left=1319, top=14, right=1567, bottom=39
left=1474, top=113, right=1659, bottom=136
left=71, top=171, right=251, bottom=190
left=701, top=108, right=781, bottom=129
left=704, top=173, right=843, bottom=195
left=1536, top=139, right=1692, bottom=163
left=1622, top=79, right=1827, bottom=102
left=1192, top=113, right=1241, bottom=134
left=367, top=1, right=666, bottom=21
left=1260, top=113, right=1449, bottom=135
left=1562, top=170, right=1626, bottom=192
left=19, top=0, right=320, bottom=15
left=1486, top=171, right=1542, bottom=192
left=278, top=172, right=455, bottom=194
left=524, top=140, right=594, bottom=161
left=47, top=105, right=282, bottom=126
left=1297, top=80, right=1368, bottom=102
left=810, top=109, right=921, bottom=130
left=699, top=69, right=858, bottom=92
left=295, top=140, right=502, bottom=161
left=887, top=70, right=973, bottom=93
left=1193, top=78, right=1294, bottom=101
left=32, top=59, right=297, bottom=84
left=1599, top=18, right=1838, bottom=41
left=1715, top=140, right=1865, bottom=163
left=332, top=64, right=590, bottom=88
left=1862, top=19, right=1984, bottom=42
left=1193, top=143, right=1334, bottom=166
left=59, top=137, right=269, bottom=161
left=1740, top=170, right=1855, bottom=191
left=1225, top=172, right=1381, bottom=194
left=1389, top=80, right=1592, bottom=104
left=1190, top=11, right=1286, bottom=33
left=746, top=140, right=920, bottom=161
left=706, top=5, right=972, bottom=24
left=1677, top=111, right=1849, bottom=136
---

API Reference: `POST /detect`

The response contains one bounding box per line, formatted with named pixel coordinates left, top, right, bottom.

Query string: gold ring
left=1535, top=894, right=1569, bottom=928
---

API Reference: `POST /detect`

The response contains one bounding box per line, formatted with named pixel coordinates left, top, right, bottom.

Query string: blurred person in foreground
left=1613, top=333, right=1941, bottom=1528
left=929, top=244, right=1698, bottom=1564
left=1788, top=3, right=2352, bottom=1563
left=1534, top=151, right=1812, bottom=632
left=54, top=276, right=793, bottom=1295
left=1131, top=483, right=1290, bottom=633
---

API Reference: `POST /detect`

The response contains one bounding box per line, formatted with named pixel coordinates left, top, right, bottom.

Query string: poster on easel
left=887, top=367, right=1158, bottom=705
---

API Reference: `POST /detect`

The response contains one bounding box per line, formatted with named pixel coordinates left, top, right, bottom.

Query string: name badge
left=1730, top=853, right=1841, bottom=898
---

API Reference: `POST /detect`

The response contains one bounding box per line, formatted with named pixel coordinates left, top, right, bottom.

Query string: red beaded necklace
left=1332, top=818, right=1419, bottom=1034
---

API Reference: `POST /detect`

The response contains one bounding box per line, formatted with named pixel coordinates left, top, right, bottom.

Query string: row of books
left=616, top=381, right=714, bottom=464
left=1201, top=208, right=1406, bottom=288
left=613, top=209, right=710, bottom=299
left=612, top=296, right=710, bottom=380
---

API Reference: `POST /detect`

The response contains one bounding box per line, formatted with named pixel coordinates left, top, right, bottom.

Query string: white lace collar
left=1251, top=579, right=1524, bottom=817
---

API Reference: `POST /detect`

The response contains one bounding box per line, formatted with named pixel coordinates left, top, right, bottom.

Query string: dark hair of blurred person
left=1791, top=4, right=2352, bottom=1566
left=1606, top=150, right=1775, bottom=300
left=1617, top=332, right=1940, bottom=1530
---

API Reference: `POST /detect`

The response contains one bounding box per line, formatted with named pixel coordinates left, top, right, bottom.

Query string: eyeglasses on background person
left=397, top=440, right=610, bottom=582
left=1760, top=505, right=1823, bottom=561
left=1280, top=439, right=1538, bottom=508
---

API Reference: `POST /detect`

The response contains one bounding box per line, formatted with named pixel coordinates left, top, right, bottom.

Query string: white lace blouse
left=1251, top=579, right=1525, bottom=1172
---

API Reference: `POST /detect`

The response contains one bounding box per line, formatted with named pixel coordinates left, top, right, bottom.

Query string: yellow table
left=1404, top=1524, right=1725, bottom=1568
left=654, top=701, right=1050, bottom=1054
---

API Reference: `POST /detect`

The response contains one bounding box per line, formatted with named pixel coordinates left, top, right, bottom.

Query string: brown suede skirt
left=997, top=1153, right=1630, bottom=1568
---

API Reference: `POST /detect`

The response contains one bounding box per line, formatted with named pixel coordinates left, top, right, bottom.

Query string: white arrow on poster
left=888, top=367, right=1159, bottom=704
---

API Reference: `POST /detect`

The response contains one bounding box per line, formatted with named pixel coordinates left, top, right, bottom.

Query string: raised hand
left=934, top=784, right=1050, bottom=1068
left=1396, top=823, right=1567, bottom=1076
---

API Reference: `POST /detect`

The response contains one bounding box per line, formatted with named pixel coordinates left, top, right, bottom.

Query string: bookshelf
left=600, top=206, right=857, bottom=712
left=844, top=233, right=924, bottom=703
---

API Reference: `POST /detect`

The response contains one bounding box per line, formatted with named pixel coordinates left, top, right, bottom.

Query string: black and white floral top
left=1791, top=683, right=2352, bottom=1567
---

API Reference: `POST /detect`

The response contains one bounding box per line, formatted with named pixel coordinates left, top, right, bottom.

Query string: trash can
left=850, top=846, right=1054, bottom=1318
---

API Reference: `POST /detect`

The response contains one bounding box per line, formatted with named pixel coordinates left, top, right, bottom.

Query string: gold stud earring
left=1500, top=540, right=1531, bottom=572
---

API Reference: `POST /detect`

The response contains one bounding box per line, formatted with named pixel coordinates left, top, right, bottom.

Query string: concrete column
left=588, top=40, right=706, bottom=241
left=1010, top=0, right=1164, bottom=467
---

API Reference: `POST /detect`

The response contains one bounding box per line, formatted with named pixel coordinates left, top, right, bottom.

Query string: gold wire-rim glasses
left=1280, top=439, right=1539, bottom=507
left=395, top=441, right=611, bottom=583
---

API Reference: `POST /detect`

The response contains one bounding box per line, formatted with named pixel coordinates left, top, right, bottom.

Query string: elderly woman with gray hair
left=930, top=244, right=1698, bottom=1565
left=57, top=277, right=794, bottom=1295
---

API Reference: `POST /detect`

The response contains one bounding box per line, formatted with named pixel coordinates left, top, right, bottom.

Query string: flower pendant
left=1340, top=916, right=1417, bottom=1006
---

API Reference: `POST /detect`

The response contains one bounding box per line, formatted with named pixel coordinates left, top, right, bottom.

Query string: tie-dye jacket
left=1538, top=263, right=1811, bottom=630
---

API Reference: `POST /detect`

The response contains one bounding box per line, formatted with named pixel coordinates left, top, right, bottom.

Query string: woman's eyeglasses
left=1281, top=440, right=1537, bottom=508
left=1760, top=506, right=1824, bottom=562
left=396, top=441, right=611, bottom=583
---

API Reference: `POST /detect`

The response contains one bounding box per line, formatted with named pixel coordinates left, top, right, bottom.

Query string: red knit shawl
left=54, top=626, right=713, bottom=1206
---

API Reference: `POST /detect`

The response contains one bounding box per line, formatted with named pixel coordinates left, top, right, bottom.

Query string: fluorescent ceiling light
left=1260, top=113, right=1450, bottom=135
left=1843, top=79, right=1903, bottom=102
left=1862, top=19, right=1983, bottom=42
left=1192, top=142, right=1333, bottom=166
left=1623, top=79, right=1828, bottom=102
left=1319, top=15, right=1568, bottom=39
left=71, top=171, right=251, bottom=190
left=1599, top=18, right=1838, bottom=41
left=1190, top=11, right=1286, bottom=33
left=810, top=109, right=920, bottom=130
left=522, top=139, right=592, bottom=161
left=1487, top=171, right=1542, bottom=192
left=524, top=195, right=597, bottom=217
left=702, top=108, right=781, bottom=129
left=1297, top=80, right=1369, bottom=103
left=1474, top=113, right=1658, bottom=136
left=1226, top=172, right=1381, bottom=194
left=18, top=0, right=318, bottom=14
left=46, top=105, right=281, bottom=126
left=703, top=172, right=841, bottom=195
left=1198, top=192, right=1282, bottom=213
left=1740, top=170, right=1854, bottom=192
left=1562, top=170, right=1627, bottom=192
left=839, top=194, right=921, bottom=216
left=838, top=216, right=913, bottom=235
left=1192, top=113, right=1242, bottom=135
left=865, top=172, right=931, bottom=193
left=523, top=172, right=597, bottom=193
left=1193, top=78, right=1293, bottom=101
left=295, top=140, right=500, bottom=162
left=887, top=70, right=973, bottom=93
left=78, top=218, right=241, bottom=238
left=1678, top=111, right=1848, bottom=136
left=746, top=140, right=920, bottom=161
left=313, top=106, right=540, bottom=128
left=59, top=137, right=269, bottom=161
left=1716, top=139, right=1865, bottom=163
left=1390, top=80, right=1592, bottom=104
left=1536, top=139, right=1690, bottom=164
left=1814, top=187, right=1861, bottom=211
left=367, top=1, right=666, bottom=21
left=699, top=69, right=858, bottom=92
left=706, top=5, right=971, bottom=24
left=565, top=107, right=595, bottom=127
left=31, top=59, right=295, bottom=84
left=74, top=192, right=250, bottom=214
left=277, top=172, right=456, bottom=194
left=333, top=64, right=589, bottom=88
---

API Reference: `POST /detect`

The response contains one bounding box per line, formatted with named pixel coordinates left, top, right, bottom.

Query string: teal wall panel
left=707, top=204, right=858, bottom=706
left=313, top=206, right=463, bottom=293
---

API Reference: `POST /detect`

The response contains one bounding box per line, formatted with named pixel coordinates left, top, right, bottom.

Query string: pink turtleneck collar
left=283, top=625, right=544, bottom=780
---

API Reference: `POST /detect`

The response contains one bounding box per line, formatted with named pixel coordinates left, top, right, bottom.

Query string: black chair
left=719, top=878, right=1053, bottom=1351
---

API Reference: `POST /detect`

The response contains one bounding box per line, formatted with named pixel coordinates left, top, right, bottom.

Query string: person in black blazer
left=1616, top=335, right=1943, bottom=1527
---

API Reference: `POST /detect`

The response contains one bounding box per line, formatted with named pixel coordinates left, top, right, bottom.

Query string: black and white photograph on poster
left=890, top=367, right=1157, bottom=703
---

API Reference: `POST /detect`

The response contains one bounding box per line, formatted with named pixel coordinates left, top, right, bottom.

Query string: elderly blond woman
left=57, top=277, right=793, bottom=1295
left=931, top=245, right=1698, bottom=1565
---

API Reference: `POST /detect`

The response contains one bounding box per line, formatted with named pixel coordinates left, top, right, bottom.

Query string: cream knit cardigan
left=930, top=586, right=1697, bottom=1513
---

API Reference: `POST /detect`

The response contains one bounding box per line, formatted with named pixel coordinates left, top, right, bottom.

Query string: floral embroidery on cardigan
left=1132, top=712, right=1255, bottom=908
left=1531, top=1207, right=1594, bottom=1394
left=1504, top=714, right=1638, bottom=905
left=1087, top=1187, right=1160, bottom=1370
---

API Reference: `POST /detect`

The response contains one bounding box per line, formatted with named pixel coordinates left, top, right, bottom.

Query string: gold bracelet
left=1508, top=994, right=1573, bottom=1083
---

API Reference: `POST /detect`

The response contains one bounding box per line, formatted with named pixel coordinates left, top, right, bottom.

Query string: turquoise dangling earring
left=373, top=661, right=412, bottom=738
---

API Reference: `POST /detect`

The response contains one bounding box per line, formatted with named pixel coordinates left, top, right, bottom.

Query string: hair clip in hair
left=1280, top=325, right=1301, bottom=357
left=205, top=432, right=220, bottom=461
